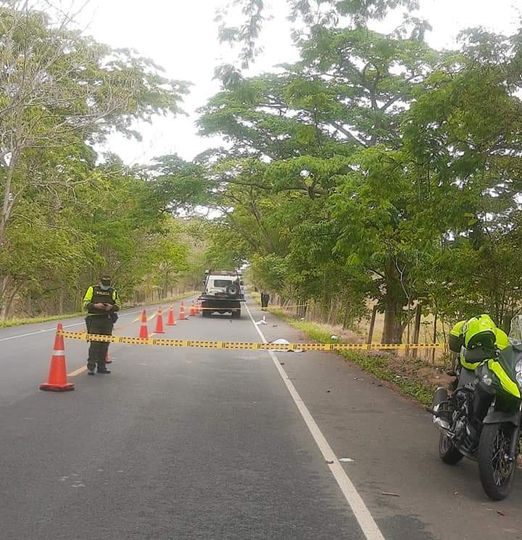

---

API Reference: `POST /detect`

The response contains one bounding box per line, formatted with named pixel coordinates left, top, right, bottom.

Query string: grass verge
left=0, top=312, right=81, bottom=329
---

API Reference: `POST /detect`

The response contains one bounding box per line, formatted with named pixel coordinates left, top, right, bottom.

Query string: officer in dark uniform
left=260, top=291, right=269, bottom=310
left=82, top=275, right=120, bottom=375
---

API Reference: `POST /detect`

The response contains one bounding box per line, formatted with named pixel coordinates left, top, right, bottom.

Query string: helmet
left=463, top=314, right=496, bottom=349
left=448, top=320, right=466, bottom=353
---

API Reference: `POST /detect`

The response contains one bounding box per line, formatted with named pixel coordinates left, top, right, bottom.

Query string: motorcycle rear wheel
left=478, top=423, right=516, bottom=501
left=439, top=432, right=464, bottom=464
left=433, top=387, right=464, bottom=465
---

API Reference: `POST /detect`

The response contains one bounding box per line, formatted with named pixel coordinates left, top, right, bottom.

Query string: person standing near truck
left=260, top=291, right=270, bottom=310
left=82, top=275, right=120, bottom=375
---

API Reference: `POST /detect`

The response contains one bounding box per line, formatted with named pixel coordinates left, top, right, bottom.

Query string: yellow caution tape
left=59, top=330, right=444, bottom=351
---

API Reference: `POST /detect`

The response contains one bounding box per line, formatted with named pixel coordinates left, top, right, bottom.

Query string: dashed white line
left=244, top=302, right=385, bottom=540
left=69, top=366, right=87, bottom=377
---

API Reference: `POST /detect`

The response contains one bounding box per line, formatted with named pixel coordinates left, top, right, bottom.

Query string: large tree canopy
left=159, top=18, right=522, bottom=341
left=217, top=0, right=420, bottom=67
left=1, top=1, right=520, bottom=337
left=0, top=2, right=192, bottom=317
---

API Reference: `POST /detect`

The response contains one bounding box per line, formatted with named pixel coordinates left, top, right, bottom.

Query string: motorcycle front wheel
left=478, top=423, right=517, bottom=501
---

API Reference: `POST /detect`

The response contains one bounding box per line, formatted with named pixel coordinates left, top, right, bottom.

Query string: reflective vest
left=83, top=285, right=119, bottom=316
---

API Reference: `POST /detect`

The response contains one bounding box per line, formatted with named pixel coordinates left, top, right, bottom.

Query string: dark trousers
left=86, top=315, right=113, bottom=370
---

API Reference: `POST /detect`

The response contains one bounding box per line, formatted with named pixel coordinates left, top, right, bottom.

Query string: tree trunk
left=327, top=298, right=336, bottom=324
left=367, top=305, right=378, bottom=344
left=381, top=260, right=409, bottom=344
left=0, top=275, right=11, bottom=319
left=3, top=282, right=21, bottom=319
left=382, top=294, right=406, bottom=344
left=412, top=303, right=422, bottom=359
left=0, top=153, right=19, bottom=249
left=58, top=289, right=64, bottom=314
left=432, top=311, right=438, bottom=364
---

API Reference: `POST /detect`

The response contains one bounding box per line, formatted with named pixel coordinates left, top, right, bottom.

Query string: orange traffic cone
left=139, top=309, right=149, bottom=338
left=167, top=306, right=176, bottom=326
left=155, top=307, right=165, bottom=333
left=178, top=301, right=186, bottom=321
left=189, top=302, right=196, bottom=317
left=39, top=323, right=75, bottom=392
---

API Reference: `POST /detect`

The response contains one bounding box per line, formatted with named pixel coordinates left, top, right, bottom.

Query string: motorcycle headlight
left=515, top=360, right=522, bottom=387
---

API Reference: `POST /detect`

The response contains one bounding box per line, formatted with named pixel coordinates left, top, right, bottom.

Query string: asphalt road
left=1, top=297, right=522, bottom=540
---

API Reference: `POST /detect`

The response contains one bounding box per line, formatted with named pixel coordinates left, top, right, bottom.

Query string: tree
left=0, top=2, right=188, bottom=313
left=157, top=12, right=522, bottom=342
left=402, top=27, right=522, bottom=329
left=216, top=0, right=420, bottom=68
left=196, top=25, right=440, bottom=341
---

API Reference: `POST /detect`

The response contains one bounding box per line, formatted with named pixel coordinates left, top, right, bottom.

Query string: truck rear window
left=213, top=279, right=233, bottom=287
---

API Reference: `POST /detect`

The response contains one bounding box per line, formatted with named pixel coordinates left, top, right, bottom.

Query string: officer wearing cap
left=82, top=275, right=120, bottom=375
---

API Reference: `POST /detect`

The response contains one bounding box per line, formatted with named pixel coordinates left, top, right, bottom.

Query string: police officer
left=83, top=275, right=120, bottom=375
left=260, top=291, right=269, bottom=310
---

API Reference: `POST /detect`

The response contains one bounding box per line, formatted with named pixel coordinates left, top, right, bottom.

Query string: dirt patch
left=380, top=351, right=454, bottom=388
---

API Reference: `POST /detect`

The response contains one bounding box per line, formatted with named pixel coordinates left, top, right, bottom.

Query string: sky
left=71, top=0, right=521, bottom=165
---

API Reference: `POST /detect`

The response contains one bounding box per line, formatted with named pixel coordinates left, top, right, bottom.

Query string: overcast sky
left=74, top=0, right=521, bottom=165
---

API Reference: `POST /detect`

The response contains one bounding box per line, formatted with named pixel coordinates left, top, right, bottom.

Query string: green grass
left=0, top=312, right=82, bottom=328
left=269, top=307, right=436, bottom=406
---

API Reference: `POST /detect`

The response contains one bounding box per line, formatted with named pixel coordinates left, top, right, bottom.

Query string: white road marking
left=245, top=302, right=385, bottom=540
left=0, top=322, right=85, bottom=342
left=69, top=366, right=87, bottom=377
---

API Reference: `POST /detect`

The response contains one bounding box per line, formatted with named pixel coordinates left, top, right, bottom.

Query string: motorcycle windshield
left=489, top=346, right=522, bottom=399
left=509, top=315, right=522, bottom=344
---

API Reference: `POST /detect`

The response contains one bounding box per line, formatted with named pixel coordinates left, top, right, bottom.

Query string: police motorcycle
left=429, top=315, right=522, bottom=500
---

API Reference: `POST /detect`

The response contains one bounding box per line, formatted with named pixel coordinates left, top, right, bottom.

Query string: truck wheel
left=232, top=310, right=241, bottom=319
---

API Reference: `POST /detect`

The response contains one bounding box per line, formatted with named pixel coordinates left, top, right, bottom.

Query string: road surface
left=1, top=297, right=521, bottom=539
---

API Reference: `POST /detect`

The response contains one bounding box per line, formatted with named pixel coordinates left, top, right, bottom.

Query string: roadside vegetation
left=1, top=0, right=520, bottom=353
left=161, top=1, right=522, bottom=341
left=0, top=2, right=207, bottom=320
left=0, top=290, right=199, bottom=329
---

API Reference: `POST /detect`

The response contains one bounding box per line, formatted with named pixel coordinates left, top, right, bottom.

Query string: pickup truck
left=199, top=271, right=244, bottom=318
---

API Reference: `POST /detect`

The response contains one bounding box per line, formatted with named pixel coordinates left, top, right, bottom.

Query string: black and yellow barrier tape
left=59, top=330, right=444, bottom=351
